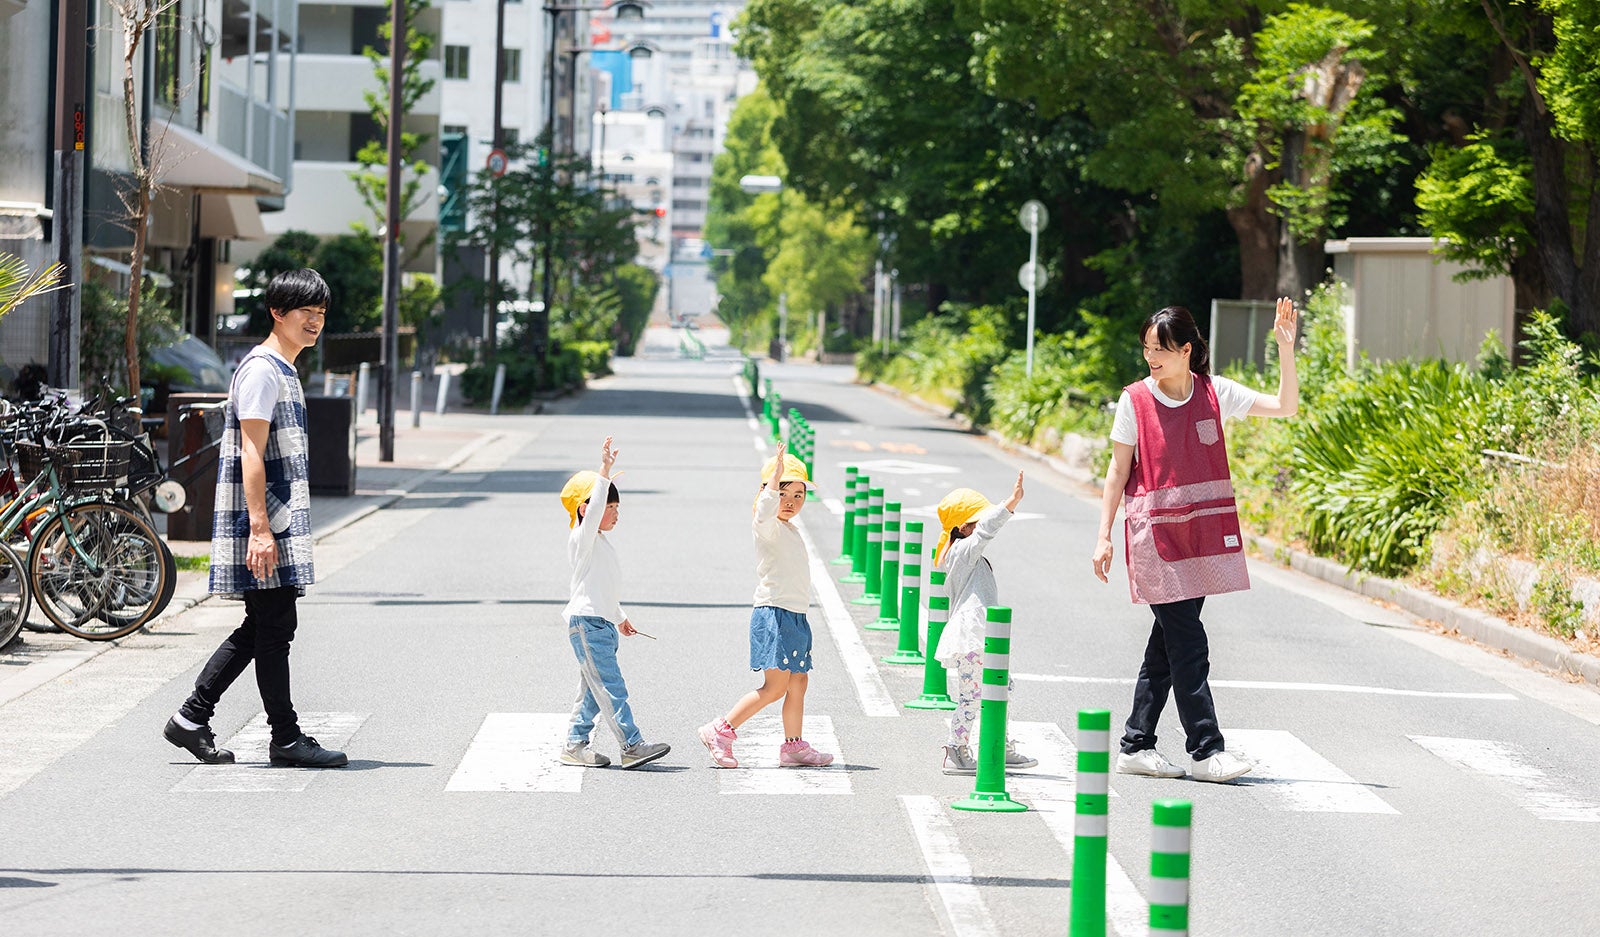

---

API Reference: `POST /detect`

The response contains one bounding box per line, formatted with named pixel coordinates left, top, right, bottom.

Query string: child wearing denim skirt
left=697, top=440, right=835, bottom=769
left=558, top=436, right=670, bottom=770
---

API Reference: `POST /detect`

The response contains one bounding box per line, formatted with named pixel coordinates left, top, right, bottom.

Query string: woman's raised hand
left=1273, top=296, right=1298, bottom=349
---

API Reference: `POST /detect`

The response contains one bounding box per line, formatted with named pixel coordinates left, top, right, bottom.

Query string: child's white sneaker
left=1004, top=740, right=1038, bottom=769
left=942, top=744, right=977, bottom=775
left=559, top=740, right=610, bottom=767
left=619, top=740, right=671, bottom=769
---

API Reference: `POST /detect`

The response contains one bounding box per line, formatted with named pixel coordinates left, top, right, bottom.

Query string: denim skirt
left=749, top=605, right=813, bottom=673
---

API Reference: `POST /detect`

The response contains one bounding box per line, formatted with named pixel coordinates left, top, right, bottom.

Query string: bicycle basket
left=43, top=438, right=135, bottom=490
left=13, top=440, right=51, bottom=481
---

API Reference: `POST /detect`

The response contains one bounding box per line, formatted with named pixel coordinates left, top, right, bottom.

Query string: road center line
left=1011, top=673, right=1516, bottom=701
left=900, top=794, right=999, bottom=937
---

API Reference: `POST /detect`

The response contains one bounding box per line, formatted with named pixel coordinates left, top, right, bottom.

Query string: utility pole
left=483, top=0, right=507, bottom=366
left=50, top=0, right=88, bottom=389
left=379, top=0, right=407, bottom=462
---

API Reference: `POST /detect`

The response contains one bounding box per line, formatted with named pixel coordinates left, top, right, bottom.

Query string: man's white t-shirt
left=1109, top=375, right=1260, bottom=449
left=232, top=348, right=293, bottom=422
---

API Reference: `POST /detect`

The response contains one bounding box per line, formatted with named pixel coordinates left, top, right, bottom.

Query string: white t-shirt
left=564, top=475, right=626, bottom=624
left=752, top=486, right=810, bottom=614
left=232, top=348, right=293, bottom=422
left=1110, top=375, right=1260, bottom=448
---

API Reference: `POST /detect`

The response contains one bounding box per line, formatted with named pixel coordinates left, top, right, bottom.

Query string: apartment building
left=1, top=0, right=292, bottom=383
left=259, top=0, right=442, bottom=274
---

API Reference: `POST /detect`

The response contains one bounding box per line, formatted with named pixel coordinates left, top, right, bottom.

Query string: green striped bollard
left=905, top=570, right=956, bottom=710
left=882, top=522, right=925, bottom=664
left=832, top=467, right=858, bottom=565
left=842, top=474, right=869, bottom=584
left=768, top=392, right=782, bottom=440
left=803, top=427, right=818, bottom=500
left=951, top=607, right=1027, bottom=813
left=1150, top=800, right=1192, bottom=937
left=869, top=504, right=902, bottom=629
left=852, top=488, right=885, bottom=604
left=1069, top=709, right=1112, bottom=936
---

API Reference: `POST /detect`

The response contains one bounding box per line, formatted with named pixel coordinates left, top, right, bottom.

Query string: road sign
left=1018, top=199, right=1048, bottom=234
left=486, top=148, right=509, bottom=177
left=1018, top=261, right=1048, bottom=292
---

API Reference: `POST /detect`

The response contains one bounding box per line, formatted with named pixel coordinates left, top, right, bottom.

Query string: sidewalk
left=0, top=412, right=504, bottom=692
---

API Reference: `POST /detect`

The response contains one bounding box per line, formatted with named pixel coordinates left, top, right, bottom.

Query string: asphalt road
left=2, top=326, right=1597, bottom=936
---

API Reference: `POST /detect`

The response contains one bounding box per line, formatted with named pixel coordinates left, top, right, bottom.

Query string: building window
left=677, top=199, right=704, bottom=212
left=502, top=48, right=522, bottom=83
left=502, top=128, right=520, bottom=147
left=445, top=45, right=470, bottom=80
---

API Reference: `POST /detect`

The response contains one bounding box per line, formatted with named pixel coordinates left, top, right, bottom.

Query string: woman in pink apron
left=1091, top=299, right=1298, bottom=783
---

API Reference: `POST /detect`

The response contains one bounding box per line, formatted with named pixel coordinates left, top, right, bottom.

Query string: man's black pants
left=179, top=585, right=302, bottom=746
left=1119, top=596, right=1225, bottom=760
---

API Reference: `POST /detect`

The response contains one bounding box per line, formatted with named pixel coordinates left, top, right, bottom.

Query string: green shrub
left=1292, top=359, right=1490, bottom=575
left=986, top=333, right=1117, bottom=444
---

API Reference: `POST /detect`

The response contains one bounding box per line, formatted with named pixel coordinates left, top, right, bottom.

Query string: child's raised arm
left=600, top=436, right=619, bottom=477
left=1003, top=471, right=1024, bottom=512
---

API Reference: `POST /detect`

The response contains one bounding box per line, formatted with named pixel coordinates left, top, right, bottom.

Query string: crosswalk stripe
left=171, top=712, right=369, bottom=793
left=719, top=714, right=851, bottom=794
left=900, top=794, right=999, bottom=937
left=795, top=519, right=901, bottom=718
left=1006, top=722, right=1141, bottom=936
left=1409, top=735, right=1600, bottom=822
left=1226, top=729, right=1399, bottom=814
left=445, top=713, right=582, bottom=793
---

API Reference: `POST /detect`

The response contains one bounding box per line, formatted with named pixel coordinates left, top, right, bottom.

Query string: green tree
left=1415, top=0, right=1600, bottom=336
left=313, top=233, right=385, bottom=333
left=352, top=0, right=437, bottom=247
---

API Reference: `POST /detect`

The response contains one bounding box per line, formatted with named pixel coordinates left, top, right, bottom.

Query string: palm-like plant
left=0, top=253, right=66, bottom=320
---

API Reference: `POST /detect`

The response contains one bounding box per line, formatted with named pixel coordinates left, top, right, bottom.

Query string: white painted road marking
left=901, top=794, right=999, bottom=937
left=1012, top=673, right=1517, bottom=701
left=796, top=518, right=900, bottom=718
left=719, top=714, right=850, bottom=795
left=1227, top=729, right=1399, bottom=814
left=1410, top=735, right=1600, bottom=822
left=446, top=713, right=582, bottom=793
left=172, top=712, right=369, bottom=793
left=1006, top=722, right=1142, bottom=937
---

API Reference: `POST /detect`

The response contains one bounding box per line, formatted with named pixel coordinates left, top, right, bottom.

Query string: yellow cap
left=933, top=488, right=993, bottom=565
left=560, top=470, right=600, bottom=527
left=761, top=452, right=813, bottom=490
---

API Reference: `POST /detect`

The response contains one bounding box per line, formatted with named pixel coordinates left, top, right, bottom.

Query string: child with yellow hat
left=697, top=439, right=835, bottom=769
left=931, top=471, right=1037, bottom=775
left=558, top=436, right=670, bottom=770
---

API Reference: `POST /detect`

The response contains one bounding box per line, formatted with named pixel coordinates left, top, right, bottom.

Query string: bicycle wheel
left=29, top=502, right=167, bottom=640
left=0, top=540, right=30, bottom=649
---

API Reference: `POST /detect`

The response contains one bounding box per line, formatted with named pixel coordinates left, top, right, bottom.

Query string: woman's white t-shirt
left=1109, top=374, right=1260, bottom=449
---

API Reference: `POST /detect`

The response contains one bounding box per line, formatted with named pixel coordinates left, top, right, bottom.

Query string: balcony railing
left=215, top=80, right=291, bottom=186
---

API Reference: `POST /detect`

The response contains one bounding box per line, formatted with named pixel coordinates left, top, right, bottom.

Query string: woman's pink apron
left=1122, top=374, right=1250, bottom=604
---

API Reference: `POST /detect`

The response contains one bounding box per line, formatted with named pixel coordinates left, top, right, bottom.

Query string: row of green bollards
left=763, top=384, right=1194, bottom=936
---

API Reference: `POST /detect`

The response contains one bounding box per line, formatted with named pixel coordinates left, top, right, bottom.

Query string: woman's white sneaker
left=1116, top=749, right=1187, bottom=778
left=1191, top=750, right=1252, bottom=783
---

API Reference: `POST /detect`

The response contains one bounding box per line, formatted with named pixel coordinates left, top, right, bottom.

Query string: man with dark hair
left=163, top=268, right=347, bottom=768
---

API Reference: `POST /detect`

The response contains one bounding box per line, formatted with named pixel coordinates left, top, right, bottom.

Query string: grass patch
left=173, top=554, right=211, bottom=573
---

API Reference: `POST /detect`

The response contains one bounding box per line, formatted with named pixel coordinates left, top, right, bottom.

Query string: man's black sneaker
left=269, top=734, right=349, bottom=768
left=164, top=717, right=235, bottom=764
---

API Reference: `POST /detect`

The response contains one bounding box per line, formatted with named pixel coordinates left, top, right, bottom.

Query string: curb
left=864, top=379, right=1600, bottom=690
left=1246, top=534, right=1600, bottom=689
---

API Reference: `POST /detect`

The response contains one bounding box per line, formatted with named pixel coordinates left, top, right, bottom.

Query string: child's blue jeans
left=565, top=615, right=643, bottom=748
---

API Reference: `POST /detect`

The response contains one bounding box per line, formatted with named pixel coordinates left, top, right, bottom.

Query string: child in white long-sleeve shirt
left=931, top=472, right=1037, bottom=775
left=558, top=436, right=670, bottom=770
left=697, top=440, right=835, bottom=769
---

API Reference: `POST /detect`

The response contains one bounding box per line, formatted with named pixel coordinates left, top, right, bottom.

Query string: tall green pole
left=1069, top=709, right=1111, bottom=936
left=852, top=487, right=885, bottom=604
left=951, top=607, right=1026, bottom=813
left=883, top=522, right=925, bottom=664
left=906, top=569, right=956, bottom=710
left=870, top=503, right=902, bottom=628
left=1150, top=800, right=1192, bottom=937
left=843, top=474, right=869, bottom=584
left=833, top=467, right=858, bottom=564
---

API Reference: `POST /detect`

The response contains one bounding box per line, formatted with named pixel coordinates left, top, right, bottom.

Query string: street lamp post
left=739, top=174, right=787, bottom=362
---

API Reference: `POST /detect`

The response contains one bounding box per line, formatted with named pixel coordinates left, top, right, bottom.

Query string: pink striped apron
left=1122, top=374, right=1250, bottom=604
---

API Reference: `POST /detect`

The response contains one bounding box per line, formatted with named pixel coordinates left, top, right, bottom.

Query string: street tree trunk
left=1228, top=152, right=1280, bottom=301
left=119, top=9, right=151, bottom=397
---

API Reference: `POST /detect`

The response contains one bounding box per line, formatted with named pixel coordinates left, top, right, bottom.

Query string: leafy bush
left=865, top=302, right=1013, bottom=421
left=1292, top=359, right=1490, bottom=575
left=986, top=332, right=1118, bottom=444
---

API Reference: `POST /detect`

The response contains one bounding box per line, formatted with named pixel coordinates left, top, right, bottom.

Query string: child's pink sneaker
left=779, top=739, right=834, bottom=767
left=698, top=720, right=738, bottom=768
